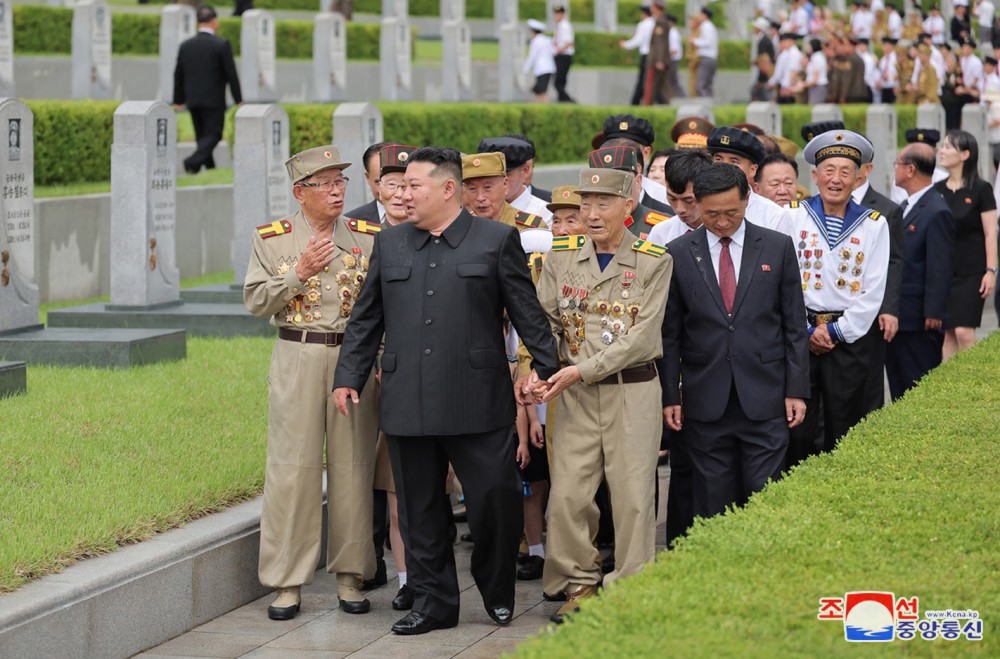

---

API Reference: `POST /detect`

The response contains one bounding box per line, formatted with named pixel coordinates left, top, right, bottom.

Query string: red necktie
left=719, top=236, right=735, bottom=314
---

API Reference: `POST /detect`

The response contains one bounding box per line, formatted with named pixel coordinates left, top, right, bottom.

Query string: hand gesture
left=809, top=324, right=836, bottom=355
left=294, top=235, right=336, bottom=282
left=333, top=386, right=360, bottom=416
left=785, top=398, right=807, bottom=428
left=664, top=405, right=683, bottom=431
left=542, top=366, right=581, bottom=402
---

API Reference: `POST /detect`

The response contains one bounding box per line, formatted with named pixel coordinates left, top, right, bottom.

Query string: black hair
left=900, top=145, right=936, bottom=178
left=756, top=153, right=799, bottom=182
left=197, top=5, right=217, bottom=23
left=664, top=150, right=713, bottom=194
left=693, top=163, right=749, bottom=201
left=602, top=137, right=646, bottom=170
left=362, top=141, right=393, bottom=173
left=409, top=146, right=463, bottom=184
left=809, top=38, right=822, bottom=54
left=647, top=148, right=674, bottom=174
left=944, top=129, right=980, bottom=189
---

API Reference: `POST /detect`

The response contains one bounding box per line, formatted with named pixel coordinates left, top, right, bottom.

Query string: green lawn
left=414, top=38, right=499, bottom=62
left=35, top=167, right=234, bottom=199
left=1, top=271, right=272, bottom=594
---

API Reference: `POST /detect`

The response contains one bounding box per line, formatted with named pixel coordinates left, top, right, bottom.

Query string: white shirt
left=899, top=183, right=935, bottom=220
left=747, top=190, right=796, bottom=240
left=961, top=53, right=985, bottom=91
left=887, top=11, right=903, bottom=40
left=850, top=180, right=871, bottom=206
left=642, top=176, right=668, bottom=205
left=621, top=16, right=654, bottom=56
left=860, top=50, right=879, bottom=90
left=977, top=1, right=995, bottom=30
left=693, top=19, right=719, bottom=59
left=648, top=215, right=695, bottom=245
left=524, top=33, right=557, bottom=76
left=807, top=50, right=829, bottom=86
left=707, top=220, right=746, bottom=288
left=668, top=26, right=683, bottom=62
left=924, top=15, right=947, bottom=44
left=790, top=6, right=810, bottom=36
left=878, top=50, right=899, bottom=90
left=851, top=9, right=875, bottom=39
left=511, top=186, right=553, bottom=224
left=771, top=44, right=804, bottom=89
left=375, top=199, right=386, bottom=222
left=788, top=201, right=891, bottom=342
left=554, top=19, right=574, bottom=56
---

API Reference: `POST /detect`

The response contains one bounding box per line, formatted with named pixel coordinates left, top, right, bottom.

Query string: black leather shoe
left=267, top=603, right=299, bottom=620
left=340, top=598, right=371, bottom=614
left=487, top=606, right=513, bottom=625
left=392, top=584, right=415, bottom=610
left=542, top=590, right=567, bottom=602
left=601, top=554, right=615, bottom=574
left=460, top=531, right=473, bottom=542
left=361, top=561, right=387, bottom=590
left=391, top=610, right=457, bottom=635
left=517, top=555, right=544, bottom=580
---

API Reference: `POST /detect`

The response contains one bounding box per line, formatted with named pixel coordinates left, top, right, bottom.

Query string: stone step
left=0, top=328, right=186, bottom=369
left=46, top=301, right=275, bottom=339
left=0, top=361, right=27, bottom=397
left=180, top=284, right=245, bottom=306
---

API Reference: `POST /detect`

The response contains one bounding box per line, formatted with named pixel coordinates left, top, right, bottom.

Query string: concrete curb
left=0, top=497, right=271, bottom=659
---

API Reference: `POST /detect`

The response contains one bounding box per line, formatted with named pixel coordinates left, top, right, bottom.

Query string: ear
left=292, top=184, right=307, bottom=205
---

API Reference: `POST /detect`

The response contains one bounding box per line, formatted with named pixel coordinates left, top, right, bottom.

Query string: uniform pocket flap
left=381, top=352, right=397, bottom=372
left=384, top=266, right=411, bottom=281
left=457, top=263, right=489, bottom=277
left=760, top=345, right=785, bottom=363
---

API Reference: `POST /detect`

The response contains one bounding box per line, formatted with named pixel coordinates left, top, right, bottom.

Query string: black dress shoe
left=267, top=603, right=299, bottom=620
left=516, top=551, right=529, bottom=565
left=517, top=555, right=544, bottom=580
left=392, top=584, right=415, bottom=610
left=601, top=554, right=615, bottom=574
left=487, top=606, right=513, bottom=625
left=361, top=561, right=387, bottom=590
left=340, top=598, right=371, bottom=614
left=183, top=164, right=199, bottom=175
left=542, top=590, right=567, bottom=602
left=460, top=531, right=473, bottom=542
left=391, top=610, right=457, bottom=635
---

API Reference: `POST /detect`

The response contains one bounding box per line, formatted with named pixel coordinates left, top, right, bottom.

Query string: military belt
left=278, top=327, right=345, bottom=346
left=806, top=309, right=844, bottom=326
left=596, top=362, right=657, bottom=386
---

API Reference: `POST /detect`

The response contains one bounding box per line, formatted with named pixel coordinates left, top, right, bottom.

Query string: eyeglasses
left=300, top=177, right=349, bottom=191
left=379, top=180, right=405, bottom=193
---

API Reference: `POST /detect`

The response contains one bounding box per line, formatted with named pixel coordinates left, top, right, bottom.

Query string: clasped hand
left=514, top=366, right=582, bottom=404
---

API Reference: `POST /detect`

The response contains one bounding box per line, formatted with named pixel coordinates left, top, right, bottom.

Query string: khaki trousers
left=258, top=338, right=379, bottom=588
left=542, top=377, right=662, bottom=594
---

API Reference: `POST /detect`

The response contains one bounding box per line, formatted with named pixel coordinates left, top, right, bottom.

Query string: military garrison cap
left=478, top=136, right=534, bottom=168
left=769, top=134, right=799, bottom=159
left=547, top=185, right=582, bottom=212
left=592, top=114, right=655, bottom=149
left=378, top=144, right=418, bottom=176
left=462, top=152, right=507, bottom=180
left=588, top=145, right=641, bottom=174
left=803, top=129, right=872, bottom=167
left=285, top=146, right=351, bottom=184
left=708, top=126, right=766, bottom=165
left=800, top=120, right=846, bottom=143
left=578, top=168, right=634, bottom=198
left=670, top=116, right=714, bottom=149
left=905, top=128, right=941, bottom=146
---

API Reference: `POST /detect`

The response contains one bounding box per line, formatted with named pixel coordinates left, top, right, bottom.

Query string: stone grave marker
left=495, top=0, right=517, bottom=36
left=594, top=0, right=617, bottom=33
left=71, top=0, right=113, bottom=99
left=0, top=98, right=39, bottom=333
left=382, top=0, right=408, bottom=18
left=867, top=105, right=897, bottom=196
left=442, top=20, right=474, bottom=102
left=313, top=12, right=348, bottom=102
left=241, top=10, right=278, bottom=103
left=442, top=0, right=465, bottom=22
left=498, top=22, right=529, bottom=102
left=380, top=17, right=412, bottom=101
left=746, top=102, right=782, bottom=137
left=0, top=0, right=14, bottom=97
left=159, top=5, right=197, bottom=103
left=333, top=103, right=384, bottom=212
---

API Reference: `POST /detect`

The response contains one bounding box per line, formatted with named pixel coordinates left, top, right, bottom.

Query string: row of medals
left=278, top=251, right=369, bottom=324
left=798, top=233, right=865, bottom=294
left=558, top=284, right=641, bottom=354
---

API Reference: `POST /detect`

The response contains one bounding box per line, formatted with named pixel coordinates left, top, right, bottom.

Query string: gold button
left=326, top=285, right=331, bottom=290
left=595, top=285, right=601, bottom=291
left=292, top=288, right=299, bottom=293
left=324, top=266, right=330, bottom=272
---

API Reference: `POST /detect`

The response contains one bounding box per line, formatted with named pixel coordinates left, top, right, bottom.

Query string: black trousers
left=885, top=329, right=944, bottom=401
left=881, top=88, right=897, bottom=104
left=862, top=321, right=887, bottom=414
left=387, top=426, right=522, bottom=623
left=685, top=385, right=788, bottom=519
left=371, top=489, right=388, bottom=573
left=554, top=54, right=574, bottom=102
left=790, top=327, right=879, bottom=463
left=185, top=106, right=225, bottom=172
left=664, top=425, right=694, bottom=547
left=630, top=54, right=647, bottom=105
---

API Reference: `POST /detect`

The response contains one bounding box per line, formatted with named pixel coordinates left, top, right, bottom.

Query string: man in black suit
left=886, top=143, right=955, bottom=399
left=332, top=147, right=559, bottom=635
left=346, top=141, right=391, bottom=223
left=660, top=163, right=809, bottom=518
left=172, top=6, right=242, bottom=175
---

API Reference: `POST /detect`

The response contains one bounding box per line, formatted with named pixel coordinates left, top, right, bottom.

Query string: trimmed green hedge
left=515, top=331, right=1000, bottom=657
left=27, top=100, right=118, bottom=186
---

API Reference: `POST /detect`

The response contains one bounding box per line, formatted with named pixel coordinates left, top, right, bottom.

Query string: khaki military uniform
left=498, top=202, right=546, bottom=232
left=536, top=235, right=673, bottom=593
left=244, top=210, right=381, bottom=591
left=915, top=63, right=940, bottom=104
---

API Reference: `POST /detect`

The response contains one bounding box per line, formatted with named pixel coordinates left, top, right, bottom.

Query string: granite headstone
left=961, top=103, right=993, bottom=182
left=916, top=102, right=947, bottom=141
left=382, top=0, right=408, bottom=18
left=866, top=105, right=897, bottom=196
left=498, top=22, right=529, bottom=102
left=0, top=98, right=39, bottom=333
left=232, top=104, right=292, bottom=286
left=109, top=101, right=180, bottom=309
left=241, top=10, right=278, bottom=103
left=746, top=102, right=782, bottom=137
left=380, top=17, right=412, bottom=101
left=495, top=0, right=518, bottom=36
left=594, top=0, right=617, bottom=33
left=442, top=20, right=473, bottom=102
left=333, top=103, right=384, bottom=211
left=71, top=0, right=113, bottom=100
left=159, top=5, right=197, bottom=103
left=441, top=0, right=465, bottom=22
left=313, top=12, right=349, bottom=102
left=0, top=0, right=14, bottom=97
left=811, top=103, right=844, bottom=124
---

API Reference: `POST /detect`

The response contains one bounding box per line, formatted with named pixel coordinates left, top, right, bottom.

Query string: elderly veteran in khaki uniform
left=461, top=151, right=548, bottom=236
left=533, top=168, right=673, bottom=624
left=588, top=145, right=672, bottom=241
left=244, top=146, right=381, bottom=621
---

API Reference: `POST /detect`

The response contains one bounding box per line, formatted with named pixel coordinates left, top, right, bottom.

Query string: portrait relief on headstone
left=0, top=98, right=39, bottom=332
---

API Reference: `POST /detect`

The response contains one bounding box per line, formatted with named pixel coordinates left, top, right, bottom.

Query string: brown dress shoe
left=550, top=584, right=597, bottom=624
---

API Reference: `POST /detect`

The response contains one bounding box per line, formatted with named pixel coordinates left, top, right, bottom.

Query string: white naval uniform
left=787, top=197, right=891, bottom=343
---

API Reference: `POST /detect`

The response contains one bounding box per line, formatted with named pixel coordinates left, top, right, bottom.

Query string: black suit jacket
left=530, top=186, right=552, bottom=203
left=173, top=31, right=242, bottom=108
left=333, top=210, right=559, bottom=436
left=345, top=199, right=381, bottom=223
left=659, top=222, right=809, bottom=422
left=858, top=184, right=904, bottom=317
left=898, top=188, right=955, bottom=331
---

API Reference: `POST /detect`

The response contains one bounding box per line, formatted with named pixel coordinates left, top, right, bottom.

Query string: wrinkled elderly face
left=378, top=171, right=407, bottom=224
left=579, top=193, right=631, bottom=246
left=757, top=162, right=798, bottom=207
left=551, top=207, right=586, bottom=237
left=295, top=169, right=348, bottom=223
left=462, top=175, right=508, bottom=220
left=812, top=157, right=858, bottom=208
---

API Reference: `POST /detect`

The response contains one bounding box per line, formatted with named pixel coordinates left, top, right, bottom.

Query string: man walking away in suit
left=661, top=163, right=809, bottom=519
left=333, top=147, right=559, bottom=635
left=173, top=6, right=242, bottom=175
left=886, top=143, right=955, bottom=399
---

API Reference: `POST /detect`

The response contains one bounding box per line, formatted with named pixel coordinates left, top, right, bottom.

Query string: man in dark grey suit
left=660, top=164, right=809, bottom=518
left=333, top=147, right=559, bottom=635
